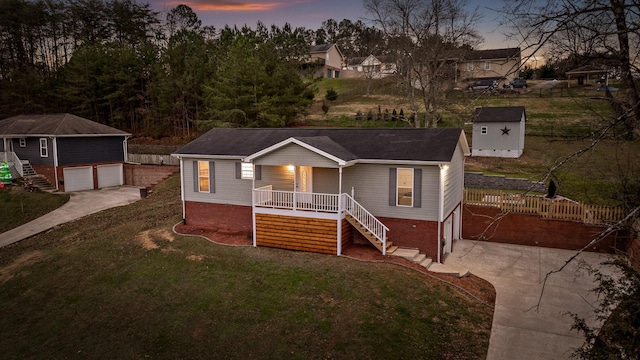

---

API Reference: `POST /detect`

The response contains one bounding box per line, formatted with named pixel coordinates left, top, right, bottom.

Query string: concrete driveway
left=0, top=186, right=141, bottom=248
left=446, top=239, right=616, bottom=360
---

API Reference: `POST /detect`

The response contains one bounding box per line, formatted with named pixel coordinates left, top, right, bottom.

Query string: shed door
left=97, top=164, right=123, bottom=188
left=63, top=166, right=94, bottom=192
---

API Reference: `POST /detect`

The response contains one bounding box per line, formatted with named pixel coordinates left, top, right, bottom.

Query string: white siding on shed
left=63, top=166, right=94, bottom=192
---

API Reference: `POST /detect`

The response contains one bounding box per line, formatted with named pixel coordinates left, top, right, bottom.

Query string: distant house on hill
left=308, top=44, right=344, bottom=78
left=458, top=48, right=521, bottom=86
left=346, top=55, right=397, bottom=78
left=471, top=106, right=526, bottom=158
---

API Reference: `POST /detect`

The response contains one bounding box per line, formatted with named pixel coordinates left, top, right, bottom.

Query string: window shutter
left=255, top=165, right=261, bottom=180
left=413, top=169, right=422, bottom=208
left=235, top=162, right=241, bottom=179
left=193, top=161, right=199, bottom=192
left=209, top=161, right=215, bottom=193
left=389, top=168, right=397, bottom=206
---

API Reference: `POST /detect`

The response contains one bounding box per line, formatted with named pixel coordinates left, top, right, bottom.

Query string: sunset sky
left=150, top=0, right=516, bottom=49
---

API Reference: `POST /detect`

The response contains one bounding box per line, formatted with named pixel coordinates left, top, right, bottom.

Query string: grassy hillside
left=308, top=78, right=639, bottom=206
left=0, top=175, right=492, bottom=359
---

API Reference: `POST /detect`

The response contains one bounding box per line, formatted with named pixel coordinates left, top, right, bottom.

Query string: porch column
left=337, top=166, right=343, bottom=256
left=252, top=163, right=257, bottom=247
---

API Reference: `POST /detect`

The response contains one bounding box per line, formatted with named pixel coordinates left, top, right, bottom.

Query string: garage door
left=97, top=164, right=123, bottom=188
left=63, top=166, right=94, bottom=192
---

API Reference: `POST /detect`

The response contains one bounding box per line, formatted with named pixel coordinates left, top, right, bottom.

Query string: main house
left=471, top=106, right=526, bottom=158
left=172, top=128, right=470, bottom=263
left=0, top=113, right=130, bottom=192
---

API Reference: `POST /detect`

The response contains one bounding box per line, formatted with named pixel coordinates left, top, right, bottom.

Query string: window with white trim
left=397, top=168, right=414, bottom=207
left=19, top=138, right=26, bottom=147
left=481, top=126, right=488, bottom=135
left=467, top=62, right=474, bottom=71
left=241, top=162, right=254, bottom=179
left=197, top=161, right=209, bottom=192
left=39, top=138, right=48, bottom=157
left=484, top=61, right=491, bottom=70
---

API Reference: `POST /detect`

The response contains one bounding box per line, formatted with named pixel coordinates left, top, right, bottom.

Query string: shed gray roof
left=0, top=114, right=130, bottom=136
left=174, top=128, right=468, bottom=163
left=472, top=107, right=526, bottom=123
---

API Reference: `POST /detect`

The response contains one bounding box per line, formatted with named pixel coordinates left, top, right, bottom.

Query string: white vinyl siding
left=184, top=159, right=252, bottom=205
left=312, top=168, right=339, bottom=194
left=442, top=145, right=465, bottom=216
left=253, top=143, right=339, bottom=168
left=255, top=165, right=293, bottom=191
left=342, top=164, right=439, bottom=221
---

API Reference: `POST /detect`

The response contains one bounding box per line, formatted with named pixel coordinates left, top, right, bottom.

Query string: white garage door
left=97, top=164, right=123, bottom=188
left=63, top=166, right=94, bottom=192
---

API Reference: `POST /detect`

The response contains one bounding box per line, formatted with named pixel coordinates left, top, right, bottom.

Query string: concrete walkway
left=445, top=239, right=616, bottom=360
left=0, top=186, right=141, bottom=248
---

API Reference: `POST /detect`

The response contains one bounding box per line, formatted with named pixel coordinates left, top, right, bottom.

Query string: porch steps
left=390, top=247, right=470, bottom=277
left=344, top=214, right=394, bottom=253
left=21, top=163, right=36, bottom=177
left=26, top=174, right=56, bottom=192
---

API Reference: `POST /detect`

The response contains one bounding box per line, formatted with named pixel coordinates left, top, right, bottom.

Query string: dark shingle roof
left=465, top=48, right=520, bottom=61
left=0, top=114, right=130, bottom=136
left=174, top=128, right=467, bottom=163
left=310, top=44, right=334, bottom=53
left=472, top=107, right=526, bottom=123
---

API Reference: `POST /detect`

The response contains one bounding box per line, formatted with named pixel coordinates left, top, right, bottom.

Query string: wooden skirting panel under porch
left=255, top=213, right=338, bottom=254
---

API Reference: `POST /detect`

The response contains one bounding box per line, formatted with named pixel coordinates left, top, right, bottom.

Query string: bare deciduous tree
left=364, top=0, right=482, bottom=127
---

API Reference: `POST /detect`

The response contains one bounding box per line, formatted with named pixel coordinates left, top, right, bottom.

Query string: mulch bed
left=174, top=224, right=496, bottom=307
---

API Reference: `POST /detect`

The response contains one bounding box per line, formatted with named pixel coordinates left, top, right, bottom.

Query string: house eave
left=171, top=154, right=244, bottom=160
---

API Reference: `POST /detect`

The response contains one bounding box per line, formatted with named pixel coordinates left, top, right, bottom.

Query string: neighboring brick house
left=0, top=114, right=130, bottom=192
left=458, top=47, right=521, bottom=85
left=309, top=44, right=344, bottom=78
left=172, top=128, right=470, bottom=263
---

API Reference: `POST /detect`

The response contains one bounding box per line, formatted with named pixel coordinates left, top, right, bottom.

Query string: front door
left=296, top=166, right=313, bottom=204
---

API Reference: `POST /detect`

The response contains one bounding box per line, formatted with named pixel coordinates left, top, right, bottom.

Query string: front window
left=198, top=161, right=209, bottom=192
left=39, top=138, right=48, bottom=157
left=481, top=126, right=488, bottom=135
left=19, top=138, right=26, bottom=147
left=397, top=168, right=413, bottom=207
left=467, top=62, right=474, bottom=71
left=484, top=61, right=491, bottom=70
left=241, top=162, right=253, bottom=179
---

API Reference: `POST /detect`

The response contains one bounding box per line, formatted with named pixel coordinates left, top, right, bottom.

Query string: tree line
left=0, top=0, right=395, bottom=135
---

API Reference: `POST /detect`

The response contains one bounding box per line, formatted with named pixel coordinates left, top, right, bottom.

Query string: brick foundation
left=379, top=217, right=440, bottom=260
left=184, top=201, right=252, bottom=235
left=124, top=164, right=179, bottom=188
left=462, top=205, right=630, bottom=253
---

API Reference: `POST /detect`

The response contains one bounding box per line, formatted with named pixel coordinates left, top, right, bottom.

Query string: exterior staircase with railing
left=342, top=193, right=393, bottom=255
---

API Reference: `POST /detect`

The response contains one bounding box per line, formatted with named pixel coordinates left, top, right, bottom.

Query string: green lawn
left=0, top=175, right=493, bottom=359
left=0, top=186, right=69, bottom=233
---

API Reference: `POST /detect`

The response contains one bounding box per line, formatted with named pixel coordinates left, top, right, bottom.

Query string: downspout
left=337, top=166, right=343, bottom=256
left=179, top=158, right=185, bottom=222
left=123, top=136, right=129, bottom=163
left=438, top=164, right=445, bottom=263
left=51, top=136, right=59, bottom=191
left=252, top=162, right=257, bottom=247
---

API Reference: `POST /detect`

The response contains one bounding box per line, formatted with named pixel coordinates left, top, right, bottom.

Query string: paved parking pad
left=446, top=240, right=617, bottom=360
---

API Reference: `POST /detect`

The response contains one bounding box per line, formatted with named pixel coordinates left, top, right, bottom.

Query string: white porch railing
left=252, top=188, right=389, bottom=254
left=10, top=152, right=24, bottom=177
left=342, top=193, right=389, bottom=255
left=253, top=187, right=340, bottom=212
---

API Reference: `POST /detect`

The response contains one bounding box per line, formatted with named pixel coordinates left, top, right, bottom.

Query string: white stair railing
left=10, top=152, right=24, bottom=177
left=341, top=193, right=389, bottom=255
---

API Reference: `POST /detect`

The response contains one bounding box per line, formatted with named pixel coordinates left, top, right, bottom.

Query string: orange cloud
left=166, top=1, right=286, bottom=11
